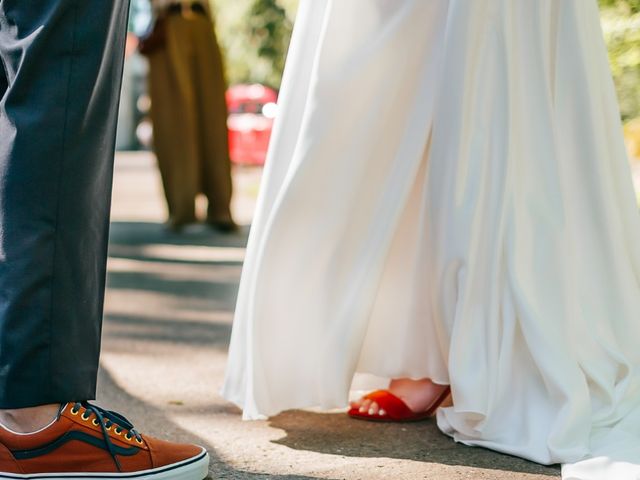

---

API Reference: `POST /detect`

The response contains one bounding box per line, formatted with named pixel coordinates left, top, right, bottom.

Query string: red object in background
left=227, top=84, right=278, bottom=166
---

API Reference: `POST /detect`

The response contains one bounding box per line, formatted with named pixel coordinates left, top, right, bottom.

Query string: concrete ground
left=98, top=152, right=561, bottom=479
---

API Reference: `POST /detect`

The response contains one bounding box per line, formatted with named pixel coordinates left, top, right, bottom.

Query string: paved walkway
left=99, top=152, right=560, bottom=479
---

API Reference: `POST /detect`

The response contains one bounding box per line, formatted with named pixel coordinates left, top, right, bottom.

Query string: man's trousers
left=0, top=0, right=130, bottom=408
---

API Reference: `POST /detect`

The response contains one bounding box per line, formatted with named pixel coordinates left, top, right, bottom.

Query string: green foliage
left=599, top=0, right=640, bottom=14
left=210, top=0, right=295, bottom=89
left=599, top=0, right=640, bottom=121
left=245, top=0, right=293, bottom=88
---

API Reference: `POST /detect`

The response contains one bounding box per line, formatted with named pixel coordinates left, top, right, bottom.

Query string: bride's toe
left=359, top=399, right=372, bottom=413
left=367, top=401, right=380, bottom=416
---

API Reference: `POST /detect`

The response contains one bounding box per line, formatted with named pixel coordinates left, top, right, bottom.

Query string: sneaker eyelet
left=136, top=438, right=144, bottom=445
left=125, top=433, right=132, bottom=440
left=92, top=419, right=100, bottom=426
left=115, top=428, right=123, bottom=435
left=70, top=408, right=79, bottom=415
left=105, top=425, right=112, bottom=431
left=81, top=413, right=90, bottom=421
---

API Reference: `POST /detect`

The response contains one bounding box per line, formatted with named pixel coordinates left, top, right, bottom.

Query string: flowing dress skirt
left=222, top=1, right=640, bottom=478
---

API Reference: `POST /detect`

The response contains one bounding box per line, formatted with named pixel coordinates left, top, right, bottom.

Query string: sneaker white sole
left=0, top=448, right=209, bottom=480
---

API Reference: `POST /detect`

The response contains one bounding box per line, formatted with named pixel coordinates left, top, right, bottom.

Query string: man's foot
left=0, top=402, right=209, bottom=479
left=350, top=378, right=451, bottom=417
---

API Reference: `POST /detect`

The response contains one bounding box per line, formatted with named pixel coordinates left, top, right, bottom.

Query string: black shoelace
left=69, top=402, right=143, bottom=472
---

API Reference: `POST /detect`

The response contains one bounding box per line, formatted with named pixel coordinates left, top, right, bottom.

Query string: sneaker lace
left=72, top=402, right=143, bottom=472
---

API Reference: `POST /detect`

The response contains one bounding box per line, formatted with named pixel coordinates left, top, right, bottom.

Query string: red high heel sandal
left=348, top=386, right=451, bottom=422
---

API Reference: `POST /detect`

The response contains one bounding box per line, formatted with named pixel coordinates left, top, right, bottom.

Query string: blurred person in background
left=223, top=2, right=640, bottom=480
left=116, top=0, right=152, bottom=151
left=140, top=0, right=236, bottom=232
left=0, top=0, right=208, bottom=477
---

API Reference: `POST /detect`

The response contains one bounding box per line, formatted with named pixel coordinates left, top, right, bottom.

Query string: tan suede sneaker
left=0, top=402, right=209, bottom=479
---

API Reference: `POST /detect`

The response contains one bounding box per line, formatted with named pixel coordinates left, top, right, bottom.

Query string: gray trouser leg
left=0, top=0, right=130, bottom=408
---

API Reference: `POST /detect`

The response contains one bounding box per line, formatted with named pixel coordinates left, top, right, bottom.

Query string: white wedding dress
left=222, top=1, right=640, bottom=478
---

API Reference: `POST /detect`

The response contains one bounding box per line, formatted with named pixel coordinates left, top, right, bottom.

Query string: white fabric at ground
left=222, top=1, right=640, bottom=479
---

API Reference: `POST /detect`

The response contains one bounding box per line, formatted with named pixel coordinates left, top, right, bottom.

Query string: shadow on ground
left=104, top=222, right=241, bottom=356
left=109, top=221, right=250, bottom=251
left=104, top=313, right=232, bottom=350
left=97, top=366, right=323, bottom=480
left=270, top=411, right=560, bottom=477
left=103, top=219, right=561, bottom=479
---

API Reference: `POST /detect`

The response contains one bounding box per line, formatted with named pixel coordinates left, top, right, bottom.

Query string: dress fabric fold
left=222, top=1, right=640, bottom=478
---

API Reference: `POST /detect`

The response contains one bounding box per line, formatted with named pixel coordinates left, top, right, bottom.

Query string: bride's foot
left=350, top=378, right=450, bottom=417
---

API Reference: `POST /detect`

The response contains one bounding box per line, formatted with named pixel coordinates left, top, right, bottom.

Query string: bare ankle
left=0, top=404, right=61, bottom=434
left=389, top=378, right=450, bottom=413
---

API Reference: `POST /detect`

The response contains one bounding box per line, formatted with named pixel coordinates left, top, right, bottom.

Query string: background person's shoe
left=206, top=219, right=239, bottom=233
left=0, top=402, right=209, bottom=479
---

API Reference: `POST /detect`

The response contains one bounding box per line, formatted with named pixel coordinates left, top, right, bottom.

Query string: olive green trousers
left=148, top=12, right=233, bottom=226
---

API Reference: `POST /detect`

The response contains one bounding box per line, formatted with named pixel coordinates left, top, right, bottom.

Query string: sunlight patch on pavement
left=109, top=244, right=246, bottom=264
